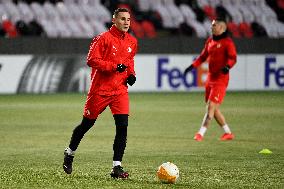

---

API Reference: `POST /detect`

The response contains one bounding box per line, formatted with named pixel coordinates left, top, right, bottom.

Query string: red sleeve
left=192, top=38, right=210, bottom=68
left=126, top=40, right=138, bottom=76
left=86, top=35, right=116, bottom=72
left=226, top=39, right=237, bottom=68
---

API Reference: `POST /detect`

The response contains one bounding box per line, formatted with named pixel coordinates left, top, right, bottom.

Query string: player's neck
left=212, top=31, right=228, bottom=41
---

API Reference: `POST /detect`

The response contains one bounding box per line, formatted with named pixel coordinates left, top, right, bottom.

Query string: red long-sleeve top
left=192, top=36, right=237, bottom=86
left=86, top=25, right=138, bottom=96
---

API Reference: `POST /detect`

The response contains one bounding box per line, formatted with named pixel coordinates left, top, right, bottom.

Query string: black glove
left=127, top=74, right=136, bottom=86
left=116, top=64, right=127, bottom=73
left=184, top=65, right=194, bottom=75
left=221, top=65, right=230, bottom=74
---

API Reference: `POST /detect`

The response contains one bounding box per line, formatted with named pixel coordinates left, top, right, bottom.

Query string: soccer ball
left=157, top=162, right=179, bottom=184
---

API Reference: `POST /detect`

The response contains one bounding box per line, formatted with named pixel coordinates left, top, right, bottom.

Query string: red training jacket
left=192, top=36, right=237, bottom=86
left=86, top=25, right=138, bottom=96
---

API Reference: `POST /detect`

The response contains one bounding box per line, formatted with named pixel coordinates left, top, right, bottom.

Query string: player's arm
left=87, top=36, right=123, bottom=72
left=226, top=40, right=237, bottom=68
left=184, top=38, right=209, bottom=74
left=221, top=40, right=237, bottom=74
left=125, top=40, right=138, bottom=86
left=192, top=39, right=210, bottom=67
left=126, top=41, right=137, bottom=76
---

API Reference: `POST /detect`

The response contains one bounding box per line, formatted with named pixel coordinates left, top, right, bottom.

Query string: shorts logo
left=86, top=109, right=91, bottom=116
left=214, top=94, right=220, bottom=102
left=127, top=47, right=132, bottom=53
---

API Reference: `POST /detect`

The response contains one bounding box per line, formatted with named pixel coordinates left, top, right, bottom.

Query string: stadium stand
left=0, top=0, right=284, bottom=38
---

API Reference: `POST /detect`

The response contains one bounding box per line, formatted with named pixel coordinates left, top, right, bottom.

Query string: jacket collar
left=212, top=30, right=228, bottom=41
left=110, top=25, right=126, bottom=39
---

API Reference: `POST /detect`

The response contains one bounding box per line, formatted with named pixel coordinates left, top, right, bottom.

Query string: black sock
left=113, top=126, right=127, bottom=161
left=69, top=116, right=96, bottom=151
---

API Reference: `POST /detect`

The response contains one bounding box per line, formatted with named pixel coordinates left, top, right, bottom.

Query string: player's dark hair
left=215, top=17, right=227, bottom=24
left=113, top=8, right=130, bottom=18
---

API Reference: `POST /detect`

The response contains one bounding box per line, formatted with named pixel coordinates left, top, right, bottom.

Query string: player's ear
left=112, top=13, right=116, bottom=24
left=222, top=23, right=227, bottom=32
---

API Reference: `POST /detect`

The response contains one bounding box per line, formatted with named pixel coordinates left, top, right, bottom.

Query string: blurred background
left=0, top=0, right=283, bottom=93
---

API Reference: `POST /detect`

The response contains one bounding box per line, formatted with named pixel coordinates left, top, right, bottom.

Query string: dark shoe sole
left=110, top=172, right=129, bottom=179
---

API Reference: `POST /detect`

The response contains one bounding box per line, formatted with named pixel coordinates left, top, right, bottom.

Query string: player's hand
left=184, top=65, right=194, bottom=75
left=127, top=74, right=136, bottom=86
left=116, top=64, right=127, bottom=73
left=221, top=65, right=230, bottom=74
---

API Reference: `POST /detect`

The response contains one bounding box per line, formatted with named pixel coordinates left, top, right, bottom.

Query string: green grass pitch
left=0, top=92, right=283, bottom=188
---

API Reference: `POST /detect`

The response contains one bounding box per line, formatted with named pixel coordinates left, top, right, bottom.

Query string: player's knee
left=75, top=116, right=96, bottom=135
left=113, top=114, right=128, bottom=127
left=81, top=116, right=96, bottom=128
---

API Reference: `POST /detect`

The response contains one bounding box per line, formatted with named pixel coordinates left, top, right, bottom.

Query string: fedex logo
left=265, top=57, right=284, bottom=87
left=157, top=57, right=207, bottom=89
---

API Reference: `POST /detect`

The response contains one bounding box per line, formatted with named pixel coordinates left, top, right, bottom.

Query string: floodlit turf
left=0, top=92, right=283, bottom=189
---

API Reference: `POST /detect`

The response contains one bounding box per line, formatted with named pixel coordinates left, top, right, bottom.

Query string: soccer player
left=184, top=18, right=237, bottom=141
left=63, top=8, right=137, bottom=179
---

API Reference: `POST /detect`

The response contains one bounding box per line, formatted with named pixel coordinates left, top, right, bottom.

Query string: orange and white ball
left=157, top=162, right=179, bottom=184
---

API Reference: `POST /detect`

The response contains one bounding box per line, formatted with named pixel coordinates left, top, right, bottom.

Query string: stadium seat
left=56, top=2, right=73, bottom=20
left=277, top=21, right=284, bottom=37
left=0, top=0, right=283, bottom=38
left=38, top=19, right=59, bottom=37
left=179, top=4, right=197, bottom=21
left=238, top=22, right=253, bottom=38
left=130, top=20, right=145, bottom=38
left=78, top=19, right=95, bottom=38
left=63, top=0, right=77, bottom=5
left=207, top=0, right=220, bottom=8
left=141, top=20, right=157, bottom=38
left=17, top=2, right=35, bottom=23
left=1, top=18, right=18, bottom=38
left=203, top=5, right=216, bottom=20
left=203, top=19, right=213, bottom=36
left=88, top=19, right=107, bottom=36
left=65, top=18, right=85, bottom=38
left=30, top=2, right=48, bottom=21
left=238, top=5, right=255, bottom=23
left=189, top=20, right=208, bottom=38
left=55, top=2, right=94, bottom=37
left=197, top=0, right=209, bottom=8
left=65, top=3, right=85, bottom=20
left=81, top=0, right=111, bottom=24
left=277, top=0, right=284, bottom=9
left=227, top=22, right=241, bottom=38
left=137, top=0, right=151, bottom=11
left=2, top=1, right=21, bottom=23
left=0, top=4, right=8, bottom=21
left=164, top=0, right=184, bottom=28
left=15, top=20, right=30, bottom=36
left=250, top=22, right=267, bottom=37
left=149, top=0, right=175, bottom=29
left=28, top=20, right=45, bottom=36
left=222, top=4, right=243, bottom=24
left=179, top=3, right=209, bottom=37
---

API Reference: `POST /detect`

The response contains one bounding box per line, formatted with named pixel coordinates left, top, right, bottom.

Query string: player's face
left=113, top=12, right=131, bottom=32
left=211, top=20, right=225, bottom=35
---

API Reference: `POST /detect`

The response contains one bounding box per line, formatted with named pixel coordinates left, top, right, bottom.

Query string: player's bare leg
left=214, top=108, right=226, bottom=126
left=214, top=108, right=234, bottom=140
left=194, top=101, right=218, bottom=141
left=203, top=101, right=218, bottom=127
